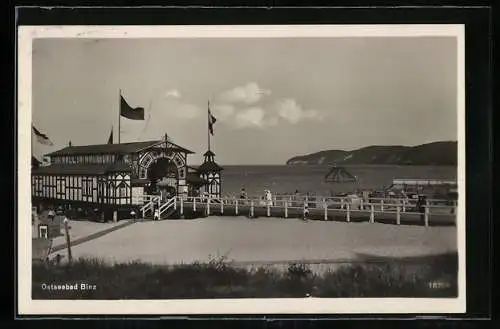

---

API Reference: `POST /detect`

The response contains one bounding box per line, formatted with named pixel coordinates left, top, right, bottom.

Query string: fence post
left=63, top=217, right=72, bottom=264
left=250, top=200, right=254, bottom=217
left=207, top=198, right=210, bottom=216
left=341, top=198, right=345, bottom=209
left=284, top=201, right=288, bottom=218
left=380, top=199, right=384, bottom=212
left=396, top=206, right=401, bottom=225
left=221, top=199, right=224, bottom=214
left=360, top=198, right=364, bottom=210
left=324, top=201, right=328, bottom=221
left=173, top=197, right=176, bottom=210
left=266, top=204, right=270, bottom=217
left=346, top=202, right=351, bottom=222
left=180, top=197, right=184, bottom=216
left=193, top=197, right=196, bottom=211
left=235, top=199, right=239, bottom=215
left=424, top=206, right=429, bottom=227
left=402, top=199, right=406, bottom=212
left=370, top=204, right=374, bottom=223
left=142, top=207, right=145, bottom=219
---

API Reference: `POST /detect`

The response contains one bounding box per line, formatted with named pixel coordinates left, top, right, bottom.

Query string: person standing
left=303, top=203, right=310, bottom=221
left=240, top=188, right=247, bottom=199
left=266, top=189, right=273, bottom=207
left=154, top=207, right=160, bottom=221
left=47, top=209, right=55, bottom=222
left=417, top=195, right=427, bottom=224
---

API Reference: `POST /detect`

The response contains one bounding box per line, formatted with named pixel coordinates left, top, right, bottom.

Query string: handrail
left=177, top=195, right=456, bottom=215
left=158, top=197, right=176, bottom=217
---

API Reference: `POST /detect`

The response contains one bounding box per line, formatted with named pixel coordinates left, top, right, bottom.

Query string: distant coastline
left=286, top=141, right=457, bottom=166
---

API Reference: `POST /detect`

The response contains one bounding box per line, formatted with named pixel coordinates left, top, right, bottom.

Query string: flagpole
left=118, top=89, right=121, bottom=144
left=207, top=100, right=211, bottom=152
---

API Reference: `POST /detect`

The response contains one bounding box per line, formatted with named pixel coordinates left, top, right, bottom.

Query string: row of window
left=51, top=154, right=132, bottom=165
left=32, top=176, right=131, bottom=202
left=205, top=182, right=221, bottom=195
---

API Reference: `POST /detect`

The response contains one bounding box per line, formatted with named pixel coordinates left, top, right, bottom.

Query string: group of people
left=239, top=187, right=310, bottom=221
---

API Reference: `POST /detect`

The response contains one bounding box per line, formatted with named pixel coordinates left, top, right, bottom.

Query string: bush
left=32, top=253, right=458, bottom=299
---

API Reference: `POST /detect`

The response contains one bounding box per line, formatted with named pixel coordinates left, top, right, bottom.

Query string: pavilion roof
left=46, top=140, right=194, bottom=157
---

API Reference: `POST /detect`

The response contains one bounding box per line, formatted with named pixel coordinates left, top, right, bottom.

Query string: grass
left=32, top=253, right=457, bottom=299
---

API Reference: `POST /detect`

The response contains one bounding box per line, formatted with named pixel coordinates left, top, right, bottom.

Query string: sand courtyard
left=52, top=217, right=458, bottom=266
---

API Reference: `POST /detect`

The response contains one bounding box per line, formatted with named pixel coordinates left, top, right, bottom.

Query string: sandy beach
left=61, top=216, right=457, bottom=266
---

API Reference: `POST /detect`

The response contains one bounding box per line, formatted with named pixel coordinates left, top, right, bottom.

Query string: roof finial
left=68, top=141, right=72, bottom=147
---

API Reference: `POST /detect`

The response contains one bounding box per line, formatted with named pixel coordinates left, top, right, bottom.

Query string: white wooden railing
left=167, top=193, right=456, bottom=227
left=158, top=197, right=176, bottom=219
left=139, top=194, right=161, bottom=217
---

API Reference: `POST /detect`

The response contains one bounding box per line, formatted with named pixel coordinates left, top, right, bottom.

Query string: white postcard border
left=17, top=24, right=466, bottom=315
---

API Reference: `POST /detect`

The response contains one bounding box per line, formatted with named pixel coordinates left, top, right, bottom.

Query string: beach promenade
left=142, top=194, right=457, bottom=227
left=59, top=216, right=456, bottom=269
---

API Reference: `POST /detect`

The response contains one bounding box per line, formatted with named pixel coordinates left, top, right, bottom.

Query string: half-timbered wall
left=51, top=154, right=118, bottom=165
left=105, top=173, right=131, bottom=205
left=32, top=173, right=132, bottom=206
left=200, top=172, right=221, bottom=197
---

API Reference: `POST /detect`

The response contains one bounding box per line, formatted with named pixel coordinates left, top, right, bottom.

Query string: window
left=39, top=225, right=48, bottom=239
left=56, top=177, right=66, bottom=196
left=82, top=177, right=93, bottom=197
left=35, top=176, right=43, bottom=194
left=139, top=167, right=147, bottom=179
left=116, top=181, right=127, bottom=198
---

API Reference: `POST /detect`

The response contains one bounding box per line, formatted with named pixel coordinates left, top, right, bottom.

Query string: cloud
left=165, top=89, right=181, bottom=98
left=235, top=107, right=266, bottom=128
left=274, top=98, right=323, bottom=124
left=210, top=104, right=235, bottom=122
left=218, top=82, right=271, bottom=104
left=234, top=107, right=278, bottom=129
left=210, top=98, right=321, bottom=130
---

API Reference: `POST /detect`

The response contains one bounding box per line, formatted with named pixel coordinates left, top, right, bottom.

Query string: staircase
left=140, top=195, right=177, bottom=220
left=158, top=197, right=176, bottom=219
left=139, top=195, right=160, bottom=218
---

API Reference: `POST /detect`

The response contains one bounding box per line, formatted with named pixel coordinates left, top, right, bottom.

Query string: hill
left=286, top=141, right=457, bottom=166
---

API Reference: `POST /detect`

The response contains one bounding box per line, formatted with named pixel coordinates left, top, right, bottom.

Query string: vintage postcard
left=17, top=24, right=466, bottom=315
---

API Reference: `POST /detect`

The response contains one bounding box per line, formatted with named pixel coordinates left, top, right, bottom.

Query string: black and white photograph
left=18, top=25, right=466, bottom=315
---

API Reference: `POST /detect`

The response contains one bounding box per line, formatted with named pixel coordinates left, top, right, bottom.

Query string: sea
left=221, top=165, right=457, bottom=197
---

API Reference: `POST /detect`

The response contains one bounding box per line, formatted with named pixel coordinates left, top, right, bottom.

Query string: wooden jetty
left=140, top=194, right=457, bottom=227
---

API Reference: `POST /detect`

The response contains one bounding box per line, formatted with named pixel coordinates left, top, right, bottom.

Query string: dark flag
left=208, top=109, right=217, bottom=136
left=107, top=128, right=113, bottom=144
left=32, top=126, right=53, bottom=146
left=120, top=95, right=145, bottom=120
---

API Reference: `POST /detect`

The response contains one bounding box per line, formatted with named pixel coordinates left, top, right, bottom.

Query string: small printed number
left=428, top=281, right=450, bottom=289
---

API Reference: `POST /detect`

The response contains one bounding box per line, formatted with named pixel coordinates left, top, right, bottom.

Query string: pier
left=140, top=194, right=457, bottom=227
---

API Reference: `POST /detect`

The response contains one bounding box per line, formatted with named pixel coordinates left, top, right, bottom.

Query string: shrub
left=32, top=253, right=458, bottom=299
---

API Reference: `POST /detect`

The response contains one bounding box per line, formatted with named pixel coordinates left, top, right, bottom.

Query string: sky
left=32, top=36, right=458, bottom=165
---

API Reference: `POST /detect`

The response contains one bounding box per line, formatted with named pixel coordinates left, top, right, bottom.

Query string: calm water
left=221, top=165, right=457, bottom=196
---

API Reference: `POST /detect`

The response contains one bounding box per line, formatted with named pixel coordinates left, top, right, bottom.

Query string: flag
left=120, top=95, right=145, bottom=120
left=208, top=108, right=217, bottom=136
left=32, top=126, right=53, bottom=146
left=107, top=128, right=113, bottom=144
